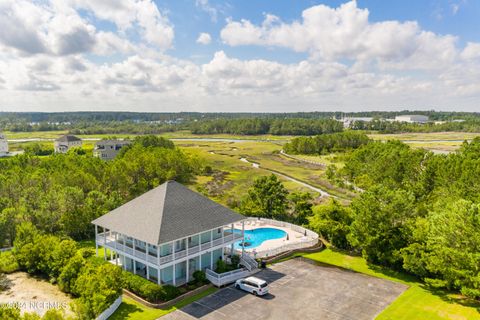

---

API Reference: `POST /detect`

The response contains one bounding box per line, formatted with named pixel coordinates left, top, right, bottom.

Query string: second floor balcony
left=96, top=226, right=244, bottom=267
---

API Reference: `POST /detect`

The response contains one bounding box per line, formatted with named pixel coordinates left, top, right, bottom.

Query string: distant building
left=0, top=132, right=8, bottom=157
left=340, top=117, right=374, bottom=128
left=94, top=139, right=131, bottom=160
left=54, top=135, right=82, bottom=153
left=394, top=115, right=429, bottom=124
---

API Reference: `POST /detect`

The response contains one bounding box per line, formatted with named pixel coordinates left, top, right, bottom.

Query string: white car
left=235, top=276, right=269, bottom=296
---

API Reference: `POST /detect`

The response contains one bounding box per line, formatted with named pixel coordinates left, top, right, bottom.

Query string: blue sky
left=162, top=0, right=480, bottom=63
left=0, top=0, right=479, bottom=112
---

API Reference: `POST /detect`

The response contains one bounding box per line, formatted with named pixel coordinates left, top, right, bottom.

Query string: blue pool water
left=233, top=227, right=287, bottom=250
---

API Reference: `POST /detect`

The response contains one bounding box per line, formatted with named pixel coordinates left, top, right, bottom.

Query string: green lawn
left=110, top=287, right=217, bottom=320
left=300, top=249, right=480, bottom=320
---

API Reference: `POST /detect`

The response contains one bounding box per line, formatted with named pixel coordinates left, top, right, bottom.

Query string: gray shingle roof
left=56, top=135, right=82, bottom=142
left=92, top=181, right=245, bottom=245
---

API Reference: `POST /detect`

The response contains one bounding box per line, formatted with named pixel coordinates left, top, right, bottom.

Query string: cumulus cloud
left=0, top=0, right=173, bottom=57
left=0, top=0, right=479, bottom=112
left=196, top=0, right=218, bottom=22
left=197, top=33, right=212, bottom=45
left=220, top=0, right=458, bottom=70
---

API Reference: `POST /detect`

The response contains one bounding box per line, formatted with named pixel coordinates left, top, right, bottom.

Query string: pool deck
left=233, top=220, right=310, bottom=257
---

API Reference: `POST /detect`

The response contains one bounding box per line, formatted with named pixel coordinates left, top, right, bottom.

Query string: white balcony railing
left=97, top=227, right=244, bottom=266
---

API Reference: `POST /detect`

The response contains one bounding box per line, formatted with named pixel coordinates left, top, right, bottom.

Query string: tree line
left=190, top=118, right=343, bottom=135
left=283, top=131, right=370, bottom=154
left=310, top=139, right=480, bottom=299
left=351, top=118, right=480, bottom=133
left=0, top=136, right=198, bottom=247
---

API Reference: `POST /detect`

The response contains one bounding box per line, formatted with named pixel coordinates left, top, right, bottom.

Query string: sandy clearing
left=0, top=272, right=73, bottom=317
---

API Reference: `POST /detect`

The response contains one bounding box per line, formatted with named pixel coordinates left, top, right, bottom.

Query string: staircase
left=241, top=254, right=259, bottom=272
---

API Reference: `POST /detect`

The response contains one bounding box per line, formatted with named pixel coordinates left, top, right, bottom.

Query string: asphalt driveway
left=162, top=258, right=407, bottom=320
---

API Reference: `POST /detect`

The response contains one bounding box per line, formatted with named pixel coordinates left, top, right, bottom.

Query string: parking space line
left=192, top=300, right=228, bottom=318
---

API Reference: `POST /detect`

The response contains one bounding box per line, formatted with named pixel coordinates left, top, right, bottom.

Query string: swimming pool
left=233, top=227, right=287, bottom=250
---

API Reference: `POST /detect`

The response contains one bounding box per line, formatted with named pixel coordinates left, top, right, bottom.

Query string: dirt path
left=0, top=272, right=73, bottom=317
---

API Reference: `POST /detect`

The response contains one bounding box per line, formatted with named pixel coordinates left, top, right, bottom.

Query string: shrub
left=122, top=271, right=180, bottom=302
left=163, top=284, right=181, bottom=301
left=215, top=259, right=227, bottom=273
left=0, top=273, right=9, bottom=292
left=192, top=270, right=207, bottom=284
left=73, top=263, right=123, bottom=319
left=0, top=251, right=19, bottom=273
left=230, top=255, right=240, bottom=269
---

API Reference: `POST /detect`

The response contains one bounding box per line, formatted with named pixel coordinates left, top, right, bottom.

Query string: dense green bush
left=192, top=270, right=207, bottom=284
left=0, top=306, right=70, bottom=319
left=0, top=251, right=19, bottom=273
left=122, top=271, right=180, bottom=302
left=215, top=259, right=227, bottom=273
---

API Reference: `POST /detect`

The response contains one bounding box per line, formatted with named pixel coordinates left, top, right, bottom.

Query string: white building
left=0, top=132, right=8, bottom=157
left=94, top=139, right=131, bottom=160
left=54, top=135, right=82, bottom=153
left=340, top=117, right=374, bottom=128
left=93, top=181, right=248, bottom=286
left=394, top=115, right=429, bottom=124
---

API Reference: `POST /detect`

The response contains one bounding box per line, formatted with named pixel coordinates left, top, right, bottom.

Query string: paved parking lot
left=163, top=258, right=407, bottom=320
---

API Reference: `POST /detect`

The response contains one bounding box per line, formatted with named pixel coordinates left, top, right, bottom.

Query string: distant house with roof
left=54, top=135, right=82, bottom=153
left=92, top=180, right=247, bottom=286
left=93, top=139, right=131, bottom=160
left=0, top=132, right=8, bottom=157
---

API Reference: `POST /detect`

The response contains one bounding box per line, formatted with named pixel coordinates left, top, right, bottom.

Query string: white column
left=133, top=238, right=136, bottom=259
left=123, top=255, right=126, bottom=270
left=157, top=245, right=160, bottom=266
left=199, top=254, right=202, bottom=271
left=133, top=260, right=137, bottom=275
left=241, top=221, right=245, bottom=257
left=114, top=233, right=118, bottom=265
left=103, top=228, right=107, bottom=261
left=209, top=230, right=213, bottom=269
left=186, top=259, right=189, bottom=283
left=147, top=265, right=150, bottom=280
left=173, top=263, right=176, bottom=286
left=221, top=226, right=225, bottom=244
left=95, top=225, right=98, bottom=257
left=157, top=268, right=161, bottom=285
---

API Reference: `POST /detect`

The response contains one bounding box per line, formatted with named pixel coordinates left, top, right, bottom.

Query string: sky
left=0, top=0, right=479, bottom=113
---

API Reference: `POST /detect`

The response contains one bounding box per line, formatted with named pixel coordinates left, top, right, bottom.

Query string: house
left=93, top=139, right=131, bottom=160
left=92, top=180, right=246, bottom=286
left=394, top=115, right=429, bottom=124
left=54, top=135, right=82, bottom=153
left=0, top=132, right=8, bottom=157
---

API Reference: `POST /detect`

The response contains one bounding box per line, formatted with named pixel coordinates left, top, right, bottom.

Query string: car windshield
left=260, top=283, right=268, bottom=288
